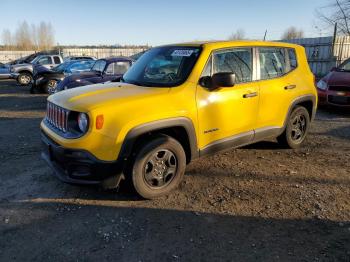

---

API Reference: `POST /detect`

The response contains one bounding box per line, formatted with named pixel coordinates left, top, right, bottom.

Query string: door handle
left=243, top=92, right=258, bottom=98
left=284, top=85, right=296, bottom=90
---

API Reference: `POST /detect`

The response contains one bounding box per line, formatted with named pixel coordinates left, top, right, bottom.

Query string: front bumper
left=41, top=131, right=124, bottom=185
left=318, top=89, right=350, bottom=107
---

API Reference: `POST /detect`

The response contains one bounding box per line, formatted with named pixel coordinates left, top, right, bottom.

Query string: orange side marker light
left=96, top=114, right=104, bottom=130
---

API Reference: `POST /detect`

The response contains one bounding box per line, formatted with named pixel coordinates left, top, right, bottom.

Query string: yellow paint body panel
left=41, top=41, right=317, bottom=161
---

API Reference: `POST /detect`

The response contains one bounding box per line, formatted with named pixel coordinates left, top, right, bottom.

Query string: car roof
left=160, top=40, right=301, bottom=49
left=99, top=56, right=133, bottom=62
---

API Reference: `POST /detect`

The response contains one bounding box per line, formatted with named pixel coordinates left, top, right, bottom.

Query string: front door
left=196, top=47, right=259, bottom=152
left=37, top=56, right=54, bottom=69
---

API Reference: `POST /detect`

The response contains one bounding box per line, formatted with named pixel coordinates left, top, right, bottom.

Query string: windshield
left=92, top=60, right=106, bottom=73
left=122, top=46, right=201, bottom=87
left=52, top=62, right=70, bottom=72
left=338, top=59, right=350, bottom=71
left=68, top=61, right=95, bottom=73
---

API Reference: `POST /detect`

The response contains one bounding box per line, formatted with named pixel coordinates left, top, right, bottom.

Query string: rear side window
left=259, top=47, right=298, bottom=80
left=259, top=48, right=287, bottom=80
left=213, top=48, right=252, bottom=83
left=53, top=56, right=61, bottom=64
left=105, top=61, right=131, bottom=75
left=288, top=48, right=297, bottom=70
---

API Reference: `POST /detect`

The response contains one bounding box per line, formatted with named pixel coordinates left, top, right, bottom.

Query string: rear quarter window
left=288, top=48, right=297, bottom=70
left=258, top=47, right=297, bottom=80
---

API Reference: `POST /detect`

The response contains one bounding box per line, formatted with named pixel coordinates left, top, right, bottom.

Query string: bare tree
left=31, top=23, right=39, bottom=50
left=15, top=21, right=33, bottom=50
left=1, top=29, right=13, bottom=49
left=1, top=21, right=55, bottom=50
left=281, top=27, right=305, bottom=40
left=228, top=29, right=246, bottom=40
left=37, top=22, right=55, bottom=50
left=317, top=0, right=350, bottom=35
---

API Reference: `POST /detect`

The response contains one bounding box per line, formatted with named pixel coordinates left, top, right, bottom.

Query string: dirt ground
left=0, top=79, right=349, bottom=262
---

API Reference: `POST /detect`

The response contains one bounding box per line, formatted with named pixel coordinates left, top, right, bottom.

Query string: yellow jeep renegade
left=41, top=41, right=317, bottom=199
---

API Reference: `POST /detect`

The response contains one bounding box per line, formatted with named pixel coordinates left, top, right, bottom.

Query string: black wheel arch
left=118, top=117, right=199, bottom=164
left=17, top=70, right=33, bottom=76
left=283, top=95, right=316, bottom=130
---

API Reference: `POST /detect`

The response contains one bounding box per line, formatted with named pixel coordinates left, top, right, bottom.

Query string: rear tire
left=129, top=135, right=186, bottom=199
left=277, top=106, right=310, bottom=149
left=17, top=72, right=32, bottom=86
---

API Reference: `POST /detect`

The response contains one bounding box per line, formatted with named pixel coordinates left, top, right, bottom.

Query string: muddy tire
left=277, top=106, right=310, bottom=149
left=130, top=135, right=186, bottom=199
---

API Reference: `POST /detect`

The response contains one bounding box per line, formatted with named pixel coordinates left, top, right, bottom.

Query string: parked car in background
left=63, top=56, right=97, bottom=62
left=0, top=63, right=11, bottom=79
left=54, top=57, right=132, bottom=93
left=31, top=60, right=96, bottom=94
left=6, top=50, right=60, bottom=66
left=10, top=55, right=63, bottom=85
left=317, top=58, right=350, bottom=107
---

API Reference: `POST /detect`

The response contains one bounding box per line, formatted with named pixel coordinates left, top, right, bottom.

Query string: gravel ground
left=0, top=80, right=349, bottom=262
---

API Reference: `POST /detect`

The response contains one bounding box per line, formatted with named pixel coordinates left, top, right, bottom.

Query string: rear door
left=256, top=47, right=298, bottom=130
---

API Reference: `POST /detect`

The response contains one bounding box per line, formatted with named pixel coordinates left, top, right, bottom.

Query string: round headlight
left=317, top=80, right=328, bottom=90
left=78, top=113, right=89, bottom=133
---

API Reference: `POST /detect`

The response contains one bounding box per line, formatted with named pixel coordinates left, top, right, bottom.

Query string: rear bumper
left=41, top=131, right=124, bottom=185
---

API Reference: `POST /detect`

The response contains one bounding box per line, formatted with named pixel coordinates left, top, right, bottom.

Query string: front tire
left=277, top=106, right=310, bottom=149
left=45, top=79, right=58, bottom=94
left=17, top=73, right=32, bottom=85
left=130, top=135, right=186, bottom=199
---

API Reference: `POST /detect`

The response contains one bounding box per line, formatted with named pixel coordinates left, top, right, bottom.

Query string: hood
left=49, top=82, right=170, bottom=112
left=64, top=71, right=98, bottom=81
left=324, top=71, right=350, bottom=86
left=11, top=63, right=33, bottom=70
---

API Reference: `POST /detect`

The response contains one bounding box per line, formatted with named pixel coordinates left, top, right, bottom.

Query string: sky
left=0, top=0, right=331, bottom=46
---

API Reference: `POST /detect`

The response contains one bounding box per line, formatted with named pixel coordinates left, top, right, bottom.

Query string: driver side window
left=37, top=57, right=52, bottom=65
left=213, top=48, right=253, bottom=83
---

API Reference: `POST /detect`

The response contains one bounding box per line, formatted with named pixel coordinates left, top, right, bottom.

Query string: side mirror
left=330, top=67, right=337, bottom=72
left=199, top=72, right=236, bottom=91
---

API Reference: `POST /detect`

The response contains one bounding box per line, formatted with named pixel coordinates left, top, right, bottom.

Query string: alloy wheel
left=143, top=149, right=177, bottom=188
left=290, top=114, right=307, bottom=142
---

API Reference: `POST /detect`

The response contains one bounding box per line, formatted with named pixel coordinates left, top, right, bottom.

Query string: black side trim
left=253, top=126, right=282, bottom=142
left=118, top=117, right=199, bottom=161
left=199, top=131, right=254, bottom=157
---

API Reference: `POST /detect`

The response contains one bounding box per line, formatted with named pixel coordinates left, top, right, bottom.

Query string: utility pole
left=263, top=30, right=267, bottom=41
left=332, top=22, right=338, bottom=66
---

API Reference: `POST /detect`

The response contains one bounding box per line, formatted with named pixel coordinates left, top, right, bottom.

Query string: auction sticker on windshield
left=171, top=50, right=194, bottom=57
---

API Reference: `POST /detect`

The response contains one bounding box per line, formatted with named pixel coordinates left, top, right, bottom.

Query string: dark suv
left=54, top=57, right=133, bottom=93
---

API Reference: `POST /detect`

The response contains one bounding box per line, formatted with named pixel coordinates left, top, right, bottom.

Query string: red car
left=317, top=59, right=350, bottom=107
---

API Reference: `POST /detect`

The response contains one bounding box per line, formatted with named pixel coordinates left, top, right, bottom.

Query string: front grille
left=328, top=95, right=350, bottom=105
left=46, top=102, right=69, bottom=132
left=328, top=86, right=350, bottom=92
